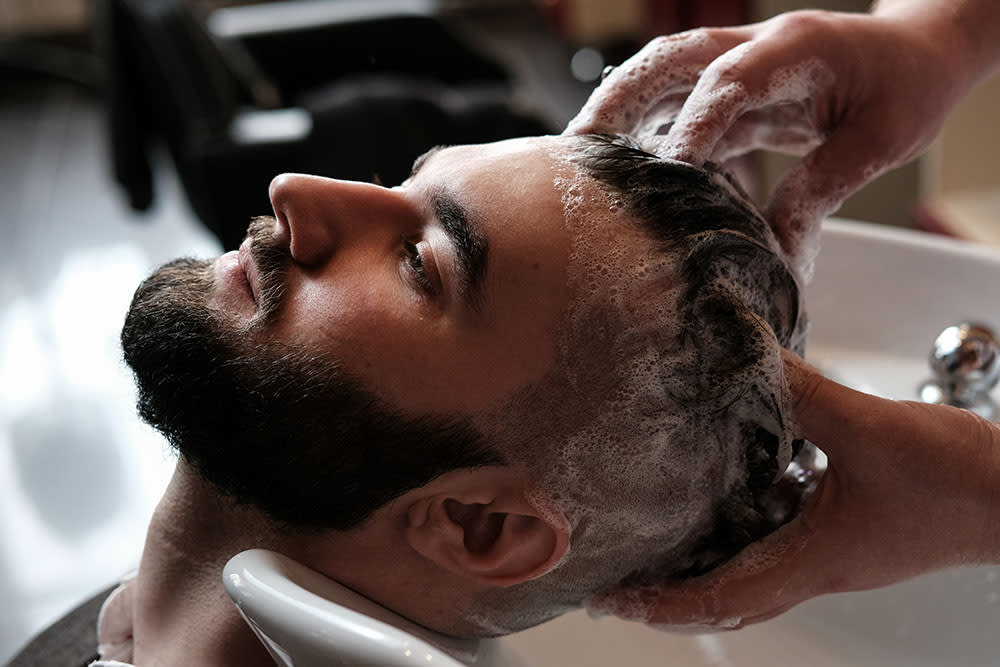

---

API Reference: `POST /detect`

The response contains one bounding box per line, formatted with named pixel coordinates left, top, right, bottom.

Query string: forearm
left=872, top=0, right=1000, bottom=89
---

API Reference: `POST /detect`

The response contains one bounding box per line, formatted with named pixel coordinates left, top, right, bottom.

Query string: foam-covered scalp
left=469, top=134, right=806, bottom=634
left=565, top=40, right=838, bottom=282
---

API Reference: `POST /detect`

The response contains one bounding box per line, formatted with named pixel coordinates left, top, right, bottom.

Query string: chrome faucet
left=918, top=322, right=1000, bottom=420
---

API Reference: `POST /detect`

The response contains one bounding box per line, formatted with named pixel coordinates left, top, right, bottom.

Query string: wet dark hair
left=123, top=134, right=800, bottom=564
left=572, top=134, right=804, bottom=573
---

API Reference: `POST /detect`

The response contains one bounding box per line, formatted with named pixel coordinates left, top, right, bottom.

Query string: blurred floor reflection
left=0, top=75, right=219, bottom=662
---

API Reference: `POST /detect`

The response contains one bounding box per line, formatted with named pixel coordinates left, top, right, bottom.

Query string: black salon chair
left=96, top=0, right=560, bottom=249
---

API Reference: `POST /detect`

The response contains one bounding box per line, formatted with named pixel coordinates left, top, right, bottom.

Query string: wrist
left=873, top=0, right=1000, bottom=94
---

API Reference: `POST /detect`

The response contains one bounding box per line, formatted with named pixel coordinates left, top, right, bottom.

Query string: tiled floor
left=0, top=74, right=218, bottom=662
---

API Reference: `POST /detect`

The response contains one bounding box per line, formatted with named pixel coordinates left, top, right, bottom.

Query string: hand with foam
left=587, top=350, right=1000, bottom=630
left=565, top=2, right=1000, bottom=281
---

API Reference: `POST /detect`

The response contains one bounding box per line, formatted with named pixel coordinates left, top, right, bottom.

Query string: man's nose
left=268, top=173, right=410, bottom=268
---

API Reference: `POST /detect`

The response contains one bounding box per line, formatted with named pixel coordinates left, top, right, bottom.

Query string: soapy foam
left=667, top=54, right=834, bottom=165
left=550, top=137, right=799, bottom=513
left=565, top=32, right=720, bottom=137
left=469, top=136, right=805, bottom=634
left=583, top=481, right=813, bottom=626
left=766, top=159, right=859, bottom=282
left=658, top=53, right=834, bottom=165
left=567, top=45, right=840, bottom=285
left=709, top=102, right=822, bottom=162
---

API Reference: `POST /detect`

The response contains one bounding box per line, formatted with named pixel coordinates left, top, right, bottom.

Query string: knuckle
left=697, top=43, right=759, bottom=95
left=639, top=33, right=695, bottom=60
left=767, top=9, right=838, bottom=37
left=651, top=28, right=706, bottom=47
left=647, top=34, right=674, bottom=50
left=957, top=409, right=1000, bottom=460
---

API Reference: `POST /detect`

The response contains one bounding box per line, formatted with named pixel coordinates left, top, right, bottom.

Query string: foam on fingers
left=564, top=31, right=725, bottom=136
left=664, top=50, right=835, bottom=163
left=584, top=508, right=811, bottom=627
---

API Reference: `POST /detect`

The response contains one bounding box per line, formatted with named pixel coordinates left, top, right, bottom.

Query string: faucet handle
left=919, top=322, right=999, bottom=420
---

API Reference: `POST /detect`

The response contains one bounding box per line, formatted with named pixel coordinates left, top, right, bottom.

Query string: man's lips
left=238, top=238, right=260, bottom=305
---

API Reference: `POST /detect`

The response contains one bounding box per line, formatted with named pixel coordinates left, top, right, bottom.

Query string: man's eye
left=402, top=238, right=436, bottom=295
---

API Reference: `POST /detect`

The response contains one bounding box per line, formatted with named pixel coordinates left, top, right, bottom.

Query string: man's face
left=212, top=136, right=574, bottom=416
left=124, top=133, right=805, bottom=632
left=122, top=135, right=606, bottom=531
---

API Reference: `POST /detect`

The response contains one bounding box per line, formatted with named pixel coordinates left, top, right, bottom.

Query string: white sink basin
left=225, top=219, right=1000, bottom=667
left=503, top=219, right=1000, bottom=667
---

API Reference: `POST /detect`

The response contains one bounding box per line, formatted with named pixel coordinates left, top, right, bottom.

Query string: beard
left=120, top=218, right=494, bottom=530
left=120, top=217, right=339, bottom=525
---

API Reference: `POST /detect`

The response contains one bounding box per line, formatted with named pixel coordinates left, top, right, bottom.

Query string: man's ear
left=404, top=467, right=570, bottom=587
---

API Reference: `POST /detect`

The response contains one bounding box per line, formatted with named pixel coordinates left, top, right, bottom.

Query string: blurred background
left=0, top=0, right=997, bottom=662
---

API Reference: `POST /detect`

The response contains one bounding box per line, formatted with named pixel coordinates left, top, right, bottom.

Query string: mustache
left=247, top=216, right=291, bottom=325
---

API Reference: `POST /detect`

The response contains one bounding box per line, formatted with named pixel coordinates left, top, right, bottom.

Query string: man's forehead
left=410, top=136, right=568, bottom=178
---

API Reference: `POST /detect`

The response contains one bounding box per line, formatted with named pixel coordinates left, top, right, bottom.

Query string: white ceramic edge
left=809, top=219, right=1000, bottom=360
left=822, top=218, right=1000, bottom=265
left=223, top=549, right=475, bottom=667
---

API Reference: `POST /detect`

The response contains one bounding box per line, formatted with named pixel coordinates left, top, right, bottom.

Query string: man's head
left=122, top=134, right=803, bottom=636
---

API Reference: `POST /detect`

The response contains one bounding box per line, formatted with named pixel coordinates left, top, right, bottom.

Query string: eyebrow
left=431, top=190, right=489, bottom=313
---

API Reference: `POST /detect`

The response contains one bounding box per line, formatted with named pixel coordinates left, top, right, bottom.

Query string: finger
left=664, top=43, right=835, bottom=165
left=765, top=120, right=892, bottom=281
left=709, top=102, right=823, bottom=162
left=564, top=29, right=749, bottom=135
left=780, top=350, right=874, bottom=460
left=783, top=350, right=1000, bottom=480
left=587, top=510, right=828, bottom=629
left=630, top=91, right=690, bottom=137
left=784, top=352, right=1000, bottom=570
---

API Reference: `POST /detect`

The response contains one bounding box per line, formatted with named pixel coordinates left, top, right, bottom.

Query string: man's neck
left=131, top=461, right=285, bottom=667
left=128, top=460, right=477, bottom=664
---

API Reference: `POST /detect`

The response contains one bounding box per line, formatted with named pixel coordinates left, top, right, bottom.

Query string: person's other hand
left=565, top=9, right=976, bottom=277
left=587, top=350, right=1000, bottom=630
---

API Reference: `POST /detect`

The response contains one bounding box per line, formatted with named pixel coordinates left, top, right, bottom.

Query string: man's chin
left=121, top=257, right=220, bottom=370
